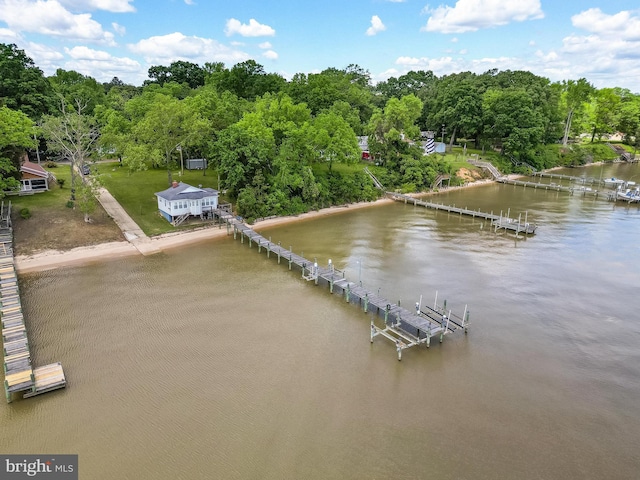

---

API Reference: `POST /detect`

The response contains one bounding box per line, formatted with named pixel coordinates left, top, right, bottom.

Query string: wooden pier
left=530, top=171, right=604, bottom=185
left=388, top=192, right=537, bottom=235
left=214, top=209, right=469, bottom=360
left=1, top=202, right=66, bottom=403
left=496, top=177, right=629, bottom=203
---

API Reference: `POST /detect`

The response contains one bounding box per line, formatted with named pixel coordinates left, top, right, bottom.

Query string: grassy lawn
left=93, top=162, right=226, bottom=236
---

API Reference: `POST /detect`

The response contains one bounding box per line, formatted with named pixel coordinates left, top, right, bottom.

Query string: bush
left=57, top=178, right=66, bottom=188
left=20, top=208, right=31, bottom=219
left=66, top=200, right=74, bottom=208
left=45, top=161, right=57, bottom=168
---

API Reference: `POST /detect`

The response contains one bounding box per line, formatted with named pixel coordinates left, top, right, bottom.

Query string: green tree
left=587, top=88, right=621, bottom=142
left=124, top=94, right=210, bottom=184
left=617, top=95, right=640, bottom=154
left=214, top=60, right=286, bottom=100
left=311, top=111, right=360, bottom=170
left=561, top=78, right=594, bottom=146
left=367, top=94, right=423, bottom=169
left=40, top=99, right=99, bottom=199
left=48, top=69, right=106, bottom=115
left=482, top=88, right=545, bottom=162
left=0, top=106, right=36, bottom=194
left=147, top=61, right=205, bottom=89
left=0, top=43, right=55, bottom=119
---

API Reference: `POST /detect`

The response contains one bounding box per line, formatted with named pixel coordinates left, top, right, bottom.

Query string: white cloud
left=258, top=41, right=272, bottom=49
left=225, top=18, right=275, bottom=37
left=571, top=8, right=640, bottom=41
left=112, top=22, right=125, bottom=36
left=529, top=40, right=536, bottom=46
left=459, top=49, right=468, bottom=54
left=0, top=0, right=115, bottom=45
left=262, top=50, right=278, bottom=60
left=423, top=0, right=544, bottom=34
left=58, top=0, right=135, bottom=13
left=129, top=32, right=250, bottom=65
left=451, top=37, right=458, bottom=43
left=366, top=15, right=386, bottom=36
left=0, top=28, right=19, bottom=41
left=184, top=0, right=195, bottom=4
left=64, top=49, right=141, bottom=81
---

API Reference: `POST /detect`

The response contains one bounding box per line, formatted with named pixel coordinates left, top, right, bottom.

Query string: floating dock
left=388, top=192, right=537, bottom=235
left=214, top=209, right=469, bottom=360
left=1, top=202, right=66, bottom=403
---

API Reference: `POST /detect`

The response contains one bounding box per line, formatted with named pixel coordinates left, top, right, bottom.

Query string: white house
left=155, top=181, right=218, bottom=225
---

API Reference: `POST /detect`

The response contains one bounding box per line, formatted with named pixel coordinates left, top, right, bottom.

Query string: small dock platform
left=1, top=202, right=66, bottom=403
left=388, top=192, right=536, bottom=235
left=214, top=209, right=470, bottom=360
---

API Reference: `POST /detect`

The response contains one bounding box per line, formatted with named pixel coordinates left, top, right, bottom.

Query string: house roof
left=155, top=182, right=218, bottom=201
left=20, top=160, right=48, bottom=178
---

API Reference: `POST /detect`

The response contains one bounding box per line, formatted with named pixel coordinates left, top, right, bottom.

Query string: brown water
left=2, top=163, right=639, bottom=479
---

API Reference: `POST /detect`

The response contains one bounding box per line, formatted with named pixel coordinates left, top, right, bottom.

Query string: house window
left=31, top=179, right=47, bottom=190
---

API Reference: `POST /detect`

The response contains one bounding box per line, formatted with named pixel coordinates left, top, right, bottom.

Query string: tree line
left=1, top=43, right=639, bottom=221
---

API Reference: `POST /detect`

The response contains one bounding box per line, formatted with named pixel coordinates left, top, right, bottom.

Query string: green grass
left=93, top=162, right=223, bottom=236
left=7, top=163, right=75, bottom=213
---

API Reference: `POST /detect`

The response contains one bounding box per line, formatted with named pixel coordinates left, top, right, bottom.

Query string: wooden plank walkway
left=496, top=177, right=625, bottom=203
left=388, top=192, right=537, bottom=235
left=213, top=209, right=470, bottom=360
left=0, top=202, right=66, bottom=403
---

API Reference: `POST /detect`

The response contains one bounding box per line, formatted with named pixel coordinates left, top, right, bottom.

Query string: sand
left=14, top=198, right=397, bottom=274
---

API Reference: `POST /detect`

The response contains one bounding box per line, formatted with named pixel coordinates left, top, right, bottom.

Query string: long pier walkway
left=530, top=171, right=605, bottom=185
left=213, top=209, right=469, bottom=360
left=1, top=202, right=66, bottom=403
left=496, top=177, right=619, bottom=201
left=388, top=192, right=537, bottom=235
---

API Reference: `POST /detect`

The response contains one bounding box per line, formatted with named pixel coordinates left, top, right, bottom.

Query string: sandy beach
left=14, top=197, right=397, bottom=274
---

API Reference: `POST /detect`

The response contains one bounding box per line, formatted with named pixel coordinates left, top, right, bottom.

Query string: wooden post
left=233, top=225, right=237, bottom=240
left=345, top=284, right=350, bottom=303
left=277, top=242, right=281, bottom=264
left=385, top=304, right=390, bottom=324
left=289, top=247, right=292, bottom=270
left=364, top=293, right=369, bottom=313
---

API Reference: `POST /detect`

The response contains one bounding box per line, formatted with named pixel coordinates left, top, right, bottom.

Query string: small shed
left=19, top=161, right=50, bottom=193
left=155, top=181, right=218, bottom=225
left=186, top=158, right=207, bottom=170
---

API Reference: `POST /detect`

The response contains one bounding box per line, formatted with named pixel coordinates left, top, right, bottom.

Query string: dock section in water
left=388, top=192, right=537, bottom=235
left=214, top=209, right=469, bottom=360
left=1, top=202, right=66, bottom=403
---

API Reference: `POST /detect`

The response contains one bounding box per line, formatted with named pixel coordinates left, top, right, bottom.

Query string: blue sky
left=1, top=0, right=640, bottom=92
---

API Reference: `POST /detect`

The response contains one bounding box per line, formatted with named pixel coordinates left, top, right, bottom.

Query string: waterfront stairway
left=213, top=208, right=470, bottom=360
left=1, top=202, right=66, bottom=403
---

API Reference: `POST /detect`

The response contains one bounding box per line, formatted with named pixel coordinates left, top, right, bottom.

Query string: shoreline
left=15, top=196, right=398, bottom=274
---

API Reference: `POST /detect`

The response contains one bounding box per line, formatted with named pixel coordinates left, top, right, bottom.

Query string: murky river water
left=1, top=163, right=639, bottom=479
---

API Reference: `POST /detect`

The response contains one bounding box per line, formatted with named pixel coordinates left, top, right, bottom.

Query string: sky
left=1, top=0, right=640, bottom=92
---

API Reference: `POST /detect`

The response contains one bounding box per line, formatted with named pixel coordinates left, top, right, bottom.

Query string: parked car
left=82, top=165, right=90, bottom=175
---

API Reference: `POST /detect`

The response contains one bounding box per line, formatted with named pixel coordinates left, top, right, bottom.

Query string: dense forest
left=1, top=43, right=639, bottom=220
